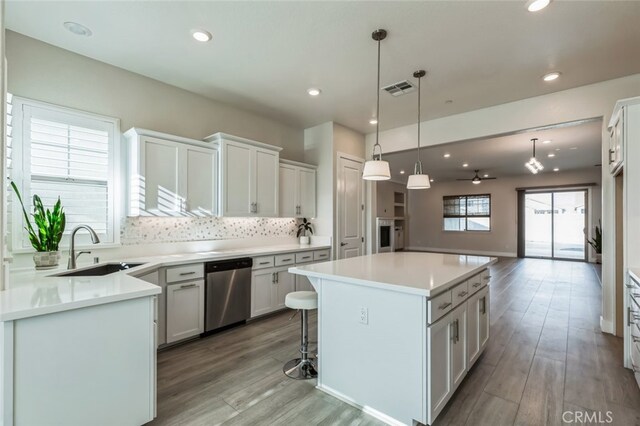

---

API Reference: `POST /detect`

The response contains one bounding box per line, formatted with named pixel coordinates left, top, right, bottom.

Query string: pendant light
left=362, top=29, right=391, bottom=181
left=407, top=70, right=431, bottom=189
left=525, top=138, right=544, bottom=174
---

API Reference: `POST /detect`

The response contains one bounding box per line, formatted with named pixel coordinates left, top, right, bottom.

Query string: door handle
left=340, top=242, right=348, bottom=247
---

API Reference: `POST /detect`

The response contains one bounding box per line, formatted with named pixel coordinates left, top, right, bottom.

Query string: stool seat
left=285, top=291, right=318, bottom=310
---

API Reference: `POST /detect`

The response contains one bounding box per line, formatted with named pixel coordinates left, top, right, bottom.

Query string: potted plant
left=297, top=218, right=313, bottom=245
left=588, top=220, right=602, bottom=264
left=11, top=181, right=66, bottom=269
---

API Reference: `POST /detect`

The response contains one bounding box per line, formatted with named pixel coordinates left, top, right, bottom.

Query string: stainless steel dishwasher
left=204, top=258, right=253, bottom=333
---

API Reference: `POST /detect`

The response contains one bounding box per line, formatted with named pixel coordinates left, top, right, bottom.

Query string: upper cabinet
left=279, top=159, right=317, bottom=218
left=608, top=107, right=624, bottom=175
left=204, top=133, right=281, bottom=217
left=125, top=128, right=218, bottom=217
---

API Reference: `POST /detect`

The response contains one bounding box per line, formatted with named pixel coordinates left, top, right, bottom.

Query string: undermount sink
left=51, top=262, right=145, bottom=277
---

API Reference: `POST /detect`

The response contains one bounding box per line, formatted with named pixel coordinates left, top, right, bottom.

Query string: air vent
left=382, top=80, right=416, bottom=96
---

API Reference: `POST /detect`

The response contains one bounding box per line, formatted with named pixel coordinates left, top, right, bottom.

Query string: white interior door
left=337, top=155, right=364, bottom=259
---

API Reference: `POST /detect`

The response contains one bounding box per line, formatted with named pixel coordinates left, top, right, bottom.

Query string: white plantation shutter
left=13, top=99, right=118, bottom=249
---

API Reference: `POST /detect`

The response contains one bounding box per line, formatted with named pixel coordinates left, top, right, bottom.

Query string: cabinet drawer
left=481, top=269, right=491, bottom=285
left=166, top=263, right=204, bottom=283
left=313, top=250, right=330, bottom=261
left=253, top=256, right=275, bottom=269
left=428, top=290, right=453, bottom=324
left=295, top=251, right=314, bottom=264
left=274, top=254, right=295, bottom=267
left=468, top=272, right=485, bottom=294
left=452, top=281, right=470, bottom=307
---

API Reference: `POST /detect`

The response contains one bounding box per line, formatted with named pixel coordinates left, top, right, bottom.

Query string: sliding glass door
left=524, top=190, right=587, bottom=261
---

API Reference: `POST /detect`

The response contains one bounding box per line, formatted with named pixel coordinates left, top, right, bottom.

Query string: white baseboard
left=600, top=316, right=615, bottom=334
left=405, top=246, right=517, bottom=258
left=316, top=385, right=408, bottom=426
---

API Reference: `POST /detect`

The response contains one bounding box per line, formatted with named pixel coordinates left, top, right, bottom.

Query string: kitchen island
left=290, top=252, right=497, bottom=426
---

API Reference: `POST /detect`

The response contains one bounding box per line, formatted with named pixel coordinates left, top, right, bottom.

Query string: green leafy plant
left=11, top=181, right=66, bottom=252
left=587, top=220, right=602, bottom=254
left=297, top=218, right=314, bottom=238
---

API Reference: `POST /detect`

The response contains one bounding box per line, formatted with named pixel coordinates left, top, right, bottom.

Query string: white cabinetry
left=251, top=249, right=329, bottom=317
left=609, top=108, right=624, bottom=175
left=165, top=263, right=204, bottom=343
left=467, top=285, right=489, bottom=365
left=204, top=133, right=281, bottom=217
left=125, top=128, right=218, bottom=216
left=166, top=280, right=205, bottom=344
left=279, top=160, right=317, bottom=218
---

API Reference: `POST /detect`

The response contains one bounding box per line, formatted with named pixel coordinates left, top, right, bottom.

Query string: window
left=443, top=194, right=491, bottom=232
left=11, top=98, right=119, bottom=250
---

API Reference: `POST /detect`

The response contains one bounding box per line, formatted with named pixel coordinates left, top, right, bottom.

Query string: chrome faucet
left=67, top=225, right=101, bottom=269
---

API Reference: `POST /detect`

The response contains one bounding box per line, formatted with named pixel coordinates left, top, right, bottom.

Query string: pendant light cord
left=417, top=75, right=421, bottom=163
left=374, top=35, right=381, bottom=160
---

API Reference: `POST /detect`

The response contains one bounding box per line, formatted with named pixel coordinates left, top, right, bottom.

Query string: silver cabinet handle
left=627, top=283, right=635, bottom=289
left=458, top=291, right=468, bottom=297
left=609, top=149, right=615, bottom=164
left=473, top=282, right=482, bottom=288
left=439, top=302, right=452, bottom=310
left=483, top=276, right=491, bottom=281
left=633, top=336, right=640, bottom=343
left=180, top=283, right=196, bottom=289
left=301, top=256, right=311, bottom=260
left=282, top=258, right=292, bottom=262
left=259, top=261, right=271, bottom=265
left=179, top=271, right=196, bottom=276
left=452, top=319, right=459, bottom=343
left=272, top=272, right=276, bottom=284
left=630, top=307, right=634, bottom=326
left=276, top=272, right=279, bottom=283
left=481, top=296, right=487, bottom=315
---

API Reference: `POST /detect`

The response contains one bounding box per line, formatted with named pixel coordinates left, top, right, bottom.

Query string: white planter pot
left=299, top=236, right=310, bottom=245
left=33, top=251, right=61, bottom=270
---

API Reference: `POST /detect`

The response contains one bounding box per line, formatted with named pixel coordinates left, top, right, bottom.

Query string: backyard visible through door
left=524, top=190, right=587, bottom=261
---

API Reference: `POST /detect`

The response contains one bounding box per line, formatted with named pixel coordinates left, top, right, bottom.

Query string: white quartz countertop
left=1, top=243, right=331, bottom=322
left=289, top=252, right=497, bottom=297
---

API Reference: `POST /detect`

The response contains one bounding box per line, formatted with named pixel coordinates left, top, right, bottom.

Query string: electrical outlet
left=359, top=307, right=368, bottom=325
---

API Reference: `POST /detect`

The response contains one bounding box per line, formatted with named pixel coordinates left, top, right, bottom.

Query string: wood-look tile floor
left=150, top=258, right=640, bottom=426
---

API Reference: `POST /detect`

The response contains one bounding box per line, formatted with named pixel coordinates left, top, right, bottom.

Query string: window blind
left=13, top=100, right=116, bottom=249
left=443, top=194, right=491, bottom=231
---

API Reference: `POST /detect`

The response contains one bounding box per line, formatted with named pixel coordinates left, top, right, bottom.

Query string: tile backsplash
left=121, top=217, right=299, bottom=245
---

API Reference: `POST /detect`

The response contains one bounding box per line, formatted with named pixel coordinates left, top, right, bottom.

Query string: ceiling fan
left=457, top=170, right=497, bottom=185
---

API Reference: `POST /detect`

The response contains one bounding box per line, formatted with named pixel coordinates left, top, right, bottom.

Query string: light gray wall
left=376, top=180, right=406, bottom=218
left=407, top=167, right=602, bottom=258
left=5, top=31, right=304, bottom=161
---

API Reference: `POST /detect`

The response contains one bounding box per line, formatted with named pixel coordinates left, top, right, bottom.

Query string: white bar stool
left=283, top=291, right=318, bottom=380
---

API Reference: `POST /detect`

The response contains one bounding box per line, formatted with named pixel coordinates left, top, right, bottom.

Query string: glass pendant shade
left=363, top=158, right=391, bottom=180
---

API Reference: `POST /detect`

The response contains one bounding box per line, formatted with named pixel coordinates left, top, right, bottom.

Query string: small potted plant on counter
left=297, top=218, right=314, bottom=245
left=11, top=181, right=66, bottom=269
left=588, top=220, right=602, bottom=264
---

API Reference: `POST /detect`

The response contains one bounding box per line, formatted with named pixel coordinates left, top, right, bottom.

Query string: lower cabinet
left=467, top=286, right=489, bottom=365
left=251, top=267, right=296, bottom=317
left=166, top=280, right=205, bottom=344
left=427, top=302, right=468, bottom=424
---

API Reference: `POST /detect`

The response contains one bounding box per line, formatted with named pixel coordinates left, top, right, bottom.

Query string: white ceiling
left=5, top=1, right=640, bottom=134
left=385, top=119, right=602, bottom=183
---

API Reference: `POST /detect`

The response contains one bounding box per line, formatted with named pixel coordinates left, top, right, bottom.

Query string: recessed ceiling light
left=483, top=174, right=489, bottom=178
left=445, top=100, right=453, bottom=104
left=555, top=148, right=561, bottom=151
left=430, top=179, right=434, bottom=182
left=570, top=146, right=578, bottom=150
left=400, top=170, right=405, bottom=175
left=462, top=163, right=469, bottom=168
left=63, top=21, right=92, bottom=37
left=526, top=0, right=551, bottom=12
left=553, top=168, right=559, bottom=172
left=191, top=29, right=212, bottom=42
left=369, top=118, right=378, bottom=125
left=542, top=140, right=552, bottom=144
left=307, top=88, right=321, bottom=96
left=443, top=153, right=451, bottom=158
left=548, top=153, right=555, bottom=158
left=543, top=72, right=561, bottom=82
